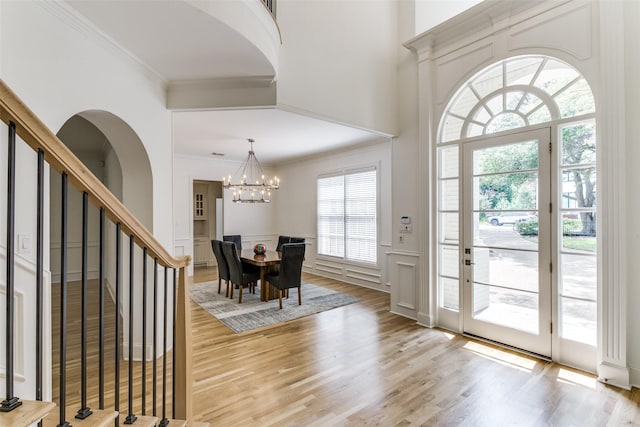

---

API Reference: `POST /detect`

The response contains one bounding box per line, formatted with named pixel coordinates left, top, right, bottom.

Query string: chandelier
left=223, top=139, right=280, bottom=203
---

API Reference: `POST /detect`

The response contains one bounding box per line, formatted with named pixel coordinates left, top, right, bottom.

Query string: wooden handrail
left=0, top=79, right=189, bottom=270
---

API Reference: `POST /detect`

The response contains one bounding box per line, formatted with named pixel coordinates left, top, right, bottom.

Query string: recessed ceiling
left=66, top=0, right=274, bottom=81
left=172, top=109, right=386, bottom=165
left=66, top=0, right=387, bottom=164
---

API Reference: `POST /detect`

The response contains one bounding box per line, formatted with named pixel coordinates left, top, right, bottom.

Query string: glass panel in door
left=463, top=128, right=551, bottom=357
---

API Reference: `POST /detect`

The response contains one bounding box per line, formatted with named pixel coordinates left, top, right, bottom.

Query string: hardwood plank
left=52, top=269, right=640, bottom=426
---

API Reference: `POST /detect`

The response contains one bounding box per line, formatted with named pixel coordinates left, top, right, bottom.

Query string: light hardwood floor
left=53, top=267, right=640, bottom=426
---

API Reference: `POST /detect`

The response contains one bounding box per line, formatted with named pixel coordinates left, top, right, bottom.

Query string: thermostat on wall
left=400, top=216, right=411, bottom=224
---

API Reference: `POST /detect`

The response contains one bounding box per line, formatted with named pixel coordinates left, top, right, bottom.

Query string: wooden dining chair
left=221, top=241, right=259, bottom=303
left=265, top=243, right=306, bottom=309
left=211, top=240, right=231, bottom=296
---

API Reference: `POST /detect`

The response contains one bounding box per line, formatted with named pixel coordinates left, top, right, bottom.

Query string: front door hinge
left=550, top=322, right=553, bottom=334
left=550, top=262, right=553, bottom=273
left=549, top=142, right=552, bottom=153
left=549, top=202, right=552, bottom=214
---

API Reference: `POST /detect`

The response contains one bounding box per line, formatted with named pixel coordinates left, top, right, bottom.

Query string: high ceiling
left=65, top=0, right=385, bottom=164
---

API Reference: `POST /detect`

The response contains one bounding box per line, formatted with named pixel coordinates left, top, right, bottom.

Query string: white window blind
left=317, top=169, right=377, bottom=263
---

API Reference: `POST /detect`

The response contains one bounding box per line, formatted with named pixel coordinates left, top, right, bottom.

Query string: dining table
left=240, top=249, right=282, bottom=301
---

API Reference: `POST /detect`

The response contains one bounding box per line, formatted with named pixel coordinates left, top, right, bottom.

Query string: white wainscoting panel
left=387, top=250, right=420, bottom=320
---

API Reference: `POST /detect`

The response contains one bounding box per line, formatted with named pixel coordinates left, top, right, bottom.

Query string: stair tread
left=42, top=408, right=118, bottom=427
left=0, top=399, right=55, bottom=426
left=189, top=422, right=210, bottom=427
left=123, top=414, right=159, bottom=427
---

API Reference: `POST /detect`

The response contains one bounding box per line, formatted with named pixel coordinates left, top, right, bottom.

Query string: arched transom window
left=439, top=56, right=595, bottom=143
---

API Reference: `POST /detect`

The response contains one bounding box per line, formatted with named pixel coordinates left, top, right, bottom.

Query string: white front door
left=462, top=128, right=552, bottom=357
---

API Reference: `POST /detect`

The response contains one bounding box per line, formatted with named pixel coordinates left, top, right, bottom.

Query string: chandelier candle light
left=223, top=139, right=280, bottom=203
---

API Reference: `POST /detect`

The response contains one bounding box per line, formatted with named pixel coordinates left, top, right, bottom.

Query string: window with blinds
left=317, top=168, right=377, bottom=263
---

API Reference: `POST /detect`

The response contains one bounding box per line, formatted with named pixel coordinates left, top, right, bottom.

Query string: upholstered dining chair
left=221, top=241, right=259, bottom=303
left=223, top=234, right=242, bottom=251
left=211, top=240, right=231, bottom=297
left=275, top=235, right=290, bottom=252
left=265, top=243, right=306, bottom=309
left=276, top=236, right=306, bottom=252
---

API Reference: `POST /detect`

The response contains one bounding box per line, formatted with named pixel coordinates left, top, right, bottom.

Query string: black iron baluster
left=153, top=258, right=158, bottom=417
left=99, top=208, right=105, bottom=409
left=172, top=268, right=177, bottom=418
left=159, top=266, right=169, bottom=426
left=36, top=149, right=44, bottom=427
left=1, top=122, right=21, bottom=412
left=124, top=235, right=137, bottom=424
left=115, top=223, right=122, bottom=424
left=76, top=192, right=92, bottom=420
left=58, top=172, right=70, bottom=426
left=142, top=248, right=148, bottom=416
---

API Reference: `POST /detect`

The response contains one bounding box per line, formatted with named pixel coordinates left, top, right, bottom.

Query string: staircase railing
left=0, top=79, right=193, bottom=425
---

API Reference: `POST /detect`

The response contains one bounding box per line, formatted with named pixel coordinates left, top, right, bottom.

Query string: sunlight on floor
left=442, top=331, right=456, bottom=340
left=556, top=367, right=597, bottom=389
left=462, top=341, right=537, bottom=373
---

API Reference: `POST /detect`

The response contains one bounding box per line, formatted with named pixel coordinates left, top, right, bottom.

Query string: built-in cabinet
left=194, top=192, right=206, bottom=219
left=194, top=237, right=210, bottom=265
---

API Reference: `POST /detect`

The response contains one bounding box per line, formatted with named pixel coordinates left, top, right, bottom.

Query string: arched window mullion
left=530, top=57, right=548, bottom=87
left=549, top=75, right=583, bottom=98
left=469, top=85, right=494, bottom=116
left=440, top=57, right=589, bottom=142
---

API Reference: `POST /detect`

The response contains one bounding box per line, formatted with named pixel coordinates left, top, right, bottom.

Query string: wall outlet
left=18, top=234, right=31, bottom=255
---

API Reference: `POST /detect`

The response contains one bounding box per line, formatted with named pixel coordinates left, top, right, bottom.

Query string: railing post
left=76, top=192, right=92, bottom=420
left=174, top=264, right=193, bottom=420
left=36, top=149, right=44, bottom=427
left=99, top=208, right=105, bottom=409
left=153, top=258, right=158, bottom=417
left=57, top=172, right=71, bottom=427
left=115, top=223, right=122, bottom=425
left=142, top=248, right=148, bottom=416
left=1, top=121, right=21, bottom=412
left=172, top=269, right=177, bottom=418
left=124, top=235, right=137, bottom=424
left=159, top=266, right=169, bottom=427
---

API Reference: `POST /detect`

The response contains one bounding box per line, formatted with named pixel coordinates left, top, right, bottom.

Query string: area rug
left=190, top=281, right=360, bottom=334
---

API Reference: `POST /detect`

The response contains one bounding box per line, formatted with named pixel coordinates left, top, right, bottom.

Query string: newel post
left=174, top=261, right=193, bottom=420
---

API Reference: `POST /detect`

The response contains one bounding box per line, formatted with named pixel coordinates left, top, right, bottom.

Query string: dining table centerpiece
left=253, top=243, right=267, bottom=255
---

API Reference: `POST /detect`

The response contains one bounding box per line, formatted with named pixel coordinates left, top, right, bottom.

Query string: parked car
left=486, top=212, right=536, bottom=226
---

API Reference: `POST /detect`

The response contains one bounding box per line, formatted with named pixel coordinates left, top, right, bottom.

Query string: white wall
left=275, top=140, right=392, bottom=292
left=173, top=155, right=277, bottom=275
left=0, top=1, right=172, bottom=248
left=276, top=0, right=399, bottom=136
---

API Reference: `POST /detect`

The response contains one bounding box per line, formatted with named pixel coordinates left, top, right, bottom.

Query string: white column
left=597, top=0, right=629, bottom=390
left=415, top=41, right=436, bottom=327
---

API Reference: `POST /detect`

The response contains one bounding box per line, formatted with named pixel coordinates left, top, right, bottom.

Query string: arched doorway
left=435, top=56, right=597, bottom=368
left=51, top=112, right=153, bottom=283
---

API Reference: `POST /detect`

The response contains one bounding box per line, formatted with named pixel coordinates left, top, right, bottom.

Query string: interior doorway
left=192, top=180, right=223, bottom=271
